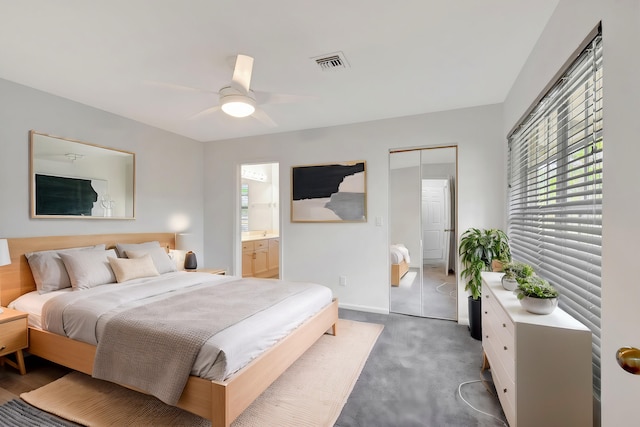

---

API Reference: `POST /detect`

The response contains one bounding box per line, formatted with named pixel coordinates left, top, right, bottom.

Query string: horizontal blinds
left=508, top=32, right=603, bottom=397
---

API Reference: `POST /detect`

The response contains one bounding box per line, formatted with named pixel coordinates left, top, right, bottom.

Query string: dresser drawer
left=0, top=317, right=28, bottom=356
left=242, top=241, right=255, bottom=251
left=489, top=347, right=516, bottom=426
left=484, top=291, right=515, bottom=338
left=483, top=296, right=515, bottom=382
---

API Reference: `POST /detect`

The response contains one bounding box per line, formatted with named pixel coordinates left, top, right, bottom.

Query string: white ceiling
left=0, top=1, right=559, bottom=142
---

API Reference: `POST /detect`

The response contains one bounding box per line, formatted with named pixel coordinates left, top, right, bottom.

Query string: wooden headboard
left=0, top=233, right=175, bottom=306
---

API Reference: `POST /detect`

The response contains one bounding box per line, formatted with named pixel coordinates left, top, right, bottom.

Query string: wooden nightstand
left=0, top=308, right=28, bottom=375
left=187, top=268, right=226, bottom=275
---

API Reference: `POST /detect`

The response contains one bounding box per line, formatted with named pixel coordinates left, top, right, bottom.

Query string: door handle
left=444, top=229, right=454, bottom=232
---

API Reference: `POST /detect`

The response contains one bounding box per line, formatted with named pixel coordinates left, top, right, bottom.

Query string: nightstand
left=0, top=308, right=28, bottom=375
left=187, top=268, right=226, bottom=275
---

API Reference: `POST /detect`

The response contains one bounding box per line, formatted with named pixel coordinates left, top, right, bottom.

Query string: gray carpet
left=0, top=400, right=78, bottom=427
left=336, top=309, right=507, bottom=427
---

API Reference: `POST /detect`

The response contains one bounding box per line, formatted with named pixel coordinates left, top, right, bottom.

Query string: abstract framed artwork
left=291, top=160, right=367, bottom=222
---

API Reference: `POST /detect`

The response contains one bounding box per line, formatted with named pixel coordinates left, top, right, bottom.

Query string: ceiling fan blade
left=188, top=105, right=221, bottom=120
left=253, top=90, right=316, bottom=105
left=251, top=108, right=277, bottom=127
left=143, top=79, right=216, bottom=94
left=231, top=54, right=254, bottom=94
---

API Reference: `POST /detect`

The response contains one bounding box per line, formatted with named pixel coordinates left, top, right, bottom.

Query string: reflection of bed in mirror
left=390, top=244, right=410, bottom=286
left=0, top=233, right=338, bottom=427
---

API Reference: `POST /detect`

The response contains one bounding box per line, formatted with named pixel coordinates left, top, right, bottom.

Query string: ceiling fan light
left=220, top=94, right=256, bottom=118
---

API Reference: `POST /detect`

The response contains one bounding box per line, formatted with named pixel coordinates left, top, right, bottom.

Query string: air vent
left=312, top=51, right=349, bottom=71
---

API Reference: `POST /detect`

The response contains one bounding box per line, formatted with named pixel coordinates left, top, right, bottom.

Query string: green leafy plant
left=459, top=228, right=511, bottom=300
left=502, top=261, right=534, bottom=282
left=515, top=275, right=559, bottom=300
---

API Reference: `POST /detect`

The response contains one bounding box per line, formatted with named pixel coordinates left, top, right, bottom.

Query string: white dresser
left=481, top=272, right=593, bottom=427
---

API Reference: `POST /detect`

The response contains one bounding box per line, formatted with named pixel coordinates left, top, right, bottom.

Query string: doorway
left=389, top=147, right=457, bottom=320
left=239, top=163, right=280, bottom=279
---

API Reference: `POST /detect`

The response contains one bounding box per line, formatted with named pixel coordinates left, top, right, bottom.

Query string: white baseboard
left=338, top=302, right=389, bottom=315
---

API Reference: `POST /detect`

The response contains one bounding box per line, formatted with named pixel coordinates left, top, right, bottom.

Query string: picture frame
left=291, top=160, right=367, bottom=223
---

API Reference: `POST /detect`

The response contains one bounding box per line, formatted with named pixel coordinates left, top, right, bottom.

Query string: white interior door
left=422, top=179, right=447, bottom=264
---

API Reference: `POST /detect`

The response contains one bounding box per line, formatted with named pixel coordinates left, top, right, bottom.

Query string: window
left=507, top=30, right=602, bottom=397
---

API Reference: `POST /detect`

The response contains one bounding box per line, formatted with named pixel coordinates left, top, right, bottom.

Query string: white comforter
left=10, top=272, right=332, bottom=381
left=390, top=244, right=411, bottom=264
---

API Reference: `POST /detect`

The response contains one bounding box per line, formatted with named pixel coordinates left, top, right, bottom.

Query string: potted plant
left=459, top=228, right=511, bottom=339
left=515, top=275, right=559, bottom=314
left=489, top=230, right=511, bottom=273
left=501, top=261, right=534, bottom=291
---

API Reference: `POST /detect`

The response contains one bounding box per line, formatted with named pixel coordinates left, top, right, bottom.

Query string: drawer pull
left=503, top=388, right=508, bottom=393
left=0, top=345, right=5, bottom=351
left=504, top=346, right=508, bottom=351
left=484, top=311, right=488, bottom=314
left=502, top=323, right=506, bottom=328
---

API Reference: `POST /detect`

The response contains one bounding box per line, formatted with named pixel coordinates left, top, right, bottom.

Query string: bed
left=0, top=233, right=338, bottom=427
left=390, top=244, right=410, bottom=286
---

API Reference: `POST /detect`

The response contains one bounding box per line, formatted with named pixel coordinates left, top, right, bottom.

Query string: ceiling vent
left=312, top=51, right=349, bottom=71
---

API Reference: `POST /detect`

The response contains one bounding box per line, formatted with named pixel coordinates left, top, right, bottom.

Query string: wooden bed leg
left=331, top=322, right=337, bottom=336
left=211, top=382, right=230, bottom=427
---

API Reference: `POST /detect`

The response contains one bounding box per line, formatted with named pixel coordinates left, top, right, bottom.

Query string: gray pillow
left=26, top=244, right=106, bottom=294
left=59, top=249, right=118, bottom=290
left=126, top=247, right=177, bottom=274
left=115, top=241, right=162, bottom=258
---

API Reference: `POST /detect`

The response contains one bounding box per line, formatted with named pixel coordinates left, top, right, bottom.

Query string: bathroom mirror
left=30, top=130, right=135, bottom=219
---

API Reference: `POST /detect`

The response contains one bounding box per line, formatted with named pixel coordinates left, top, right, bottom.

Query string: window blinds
left=507, top=31, right=603, bottom=397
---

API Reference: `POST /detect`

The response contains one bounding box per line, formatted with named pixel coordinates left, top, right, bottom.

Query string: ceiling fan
left=147, top=54, right=309, bottom=127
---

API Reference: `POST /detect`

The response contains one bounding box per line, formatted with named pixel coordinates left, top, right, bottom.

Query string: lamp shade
left=175, top=233, right=196, bottom=251
left=0, top=239, right=11, bottom=267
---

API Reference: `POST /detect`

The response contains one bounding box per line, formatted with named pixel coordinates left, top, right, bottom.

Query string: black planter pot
left=468, top=296, right=482, bottom=340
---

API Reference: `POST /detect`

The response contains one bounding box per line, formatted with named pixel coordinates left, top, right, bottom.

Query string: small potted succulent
left=515, top=275, right=559, bottom=314
left=501, top=261, right=534, bottom=291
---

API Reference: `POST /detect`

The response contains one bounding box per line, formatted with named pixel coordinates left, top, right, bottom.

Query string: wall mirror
left=30, top=130, right=135, bottom=219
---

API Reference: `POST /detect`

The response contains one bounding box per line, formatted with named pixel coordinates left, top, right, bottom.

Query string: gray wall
left=0, top=78, right=206, bottom=263
left=204, top=103, right=505, bottom=320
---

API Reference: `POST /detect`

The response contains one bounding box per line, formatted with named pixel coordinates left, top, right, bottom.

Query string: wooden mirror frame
left=29, top=130, right=135, bottom=219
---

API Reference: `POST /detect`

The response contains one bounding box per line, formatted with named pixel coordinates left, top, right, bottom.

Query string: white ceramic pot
left=501, top=276, right=518, bottom=291
left=520, top=296, right=558, bottom=315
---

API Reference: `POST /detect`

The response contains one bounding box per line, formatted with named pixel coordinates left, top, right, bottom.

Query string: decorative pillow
left=115, top=241, right=161, bottom=258
left=108, top=254, right=159, bottom=283
left=25, top=244, right=106, bottom=294
left=59, top=249, right=118, bottom=290
left=125, top=247, right=177, bottom=274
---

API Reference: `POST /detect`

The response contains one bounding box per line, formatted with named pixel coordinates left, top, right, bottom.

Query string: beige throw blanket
left=93, top=278, right=306, bottom=405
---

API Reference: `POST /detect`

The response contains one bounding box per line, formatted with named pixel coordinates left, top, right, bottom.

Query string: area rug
left=0, top=399, right=78, bottom=427
left=21, top=319, right=383, bottom=427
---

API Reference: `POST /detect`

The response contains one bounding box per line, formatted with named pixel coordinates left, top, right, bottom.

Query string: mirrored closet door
left=389, top=147, right=457, bottom=320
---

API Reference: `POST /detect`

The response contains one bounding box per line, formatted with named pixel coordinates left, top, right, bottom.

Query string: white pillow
left=125, top=247, right=177, bottom=274
left=108, top=254, right=159, bottom=283
left=26, top=244, right=106, bottom=294
left=59, top=249, right=118, bottom=290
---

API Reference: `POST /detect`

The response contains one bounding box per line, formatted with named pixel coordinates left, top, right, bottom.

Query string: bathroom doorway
left=389, top=147, right=457, bottom=320
left=239, top=163, right=280, bottom=279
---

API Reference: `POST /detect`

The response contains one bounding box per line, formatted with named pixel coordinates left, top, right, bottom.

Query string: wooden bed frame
left=391, top=259, right=409, bottom=286
left=0, top=233, right=338, bottom=427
